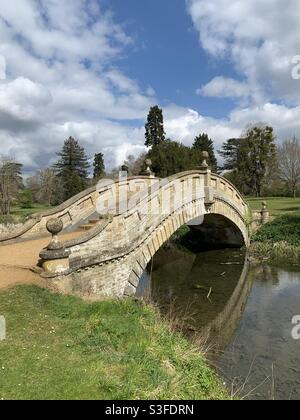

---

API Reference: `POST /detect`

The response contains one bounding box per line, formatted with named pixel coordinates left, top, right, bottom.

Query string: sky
left=1, top=0, right=300, bottom=174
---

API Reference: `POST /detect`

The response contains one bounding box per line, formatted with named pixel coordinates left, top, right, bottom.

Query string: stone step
left=89, top=219, right=99, bottom=224
left=78, top=224, right=95, bottom=231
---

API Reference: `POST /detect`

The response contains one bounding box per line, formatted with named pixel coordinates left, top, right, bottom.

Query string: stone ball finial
left=261, top=201, right=269, bottom=224
left=143, top=158, right=155, bottom=177
left=46, top=218, right=64, bottom=251
left=200, top=151, right=209, bottom=169
left=46, top=218, right=63, bottom=236
left=121, top=164, right=129, bottom=173
left=145, top=158, right=152, bottom=167
left=261, top=201, right=267, bottom=211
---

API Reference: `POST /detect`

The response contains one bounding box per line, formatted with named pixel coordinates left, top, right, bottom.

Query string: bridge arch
left=124, top=192, right=249, bottom=297
left=40, top=169, right=251, bottom=300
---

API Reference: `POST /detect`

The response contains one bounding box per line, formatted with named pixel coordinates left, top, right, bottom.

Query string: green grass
left=11, top=204, right=52, bottom=219
left=249, top=197, right=300, bottom=264
left=0, top=286, right=228, bottom=400
left=247, top=197, right=300, bottom=217
left=0, top=204, right=52, bottom=225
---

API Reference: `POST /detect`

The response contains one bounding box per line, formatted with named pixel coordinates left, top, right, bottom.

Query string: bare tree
left=0, top=157, right=23, bottom=215
left=27, top=168, right=64, bottom=206
left=124, top=153, right=147, bottom=176
left=278, top=137, right=300, bottom=198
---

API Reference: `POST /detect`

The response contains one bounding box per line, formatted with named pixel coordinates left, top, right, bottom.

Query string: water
left=137, top=246, right=300, bottom=400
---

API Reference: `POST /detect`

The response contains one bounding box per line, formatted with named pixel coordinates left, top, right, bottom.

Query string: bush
left=252, top=212, right=300, bottom=246
left=18, top=189, right=33, bottom=209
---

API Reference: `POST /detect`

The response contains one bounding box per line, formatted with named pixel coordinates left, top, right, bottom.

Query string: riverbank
left=0, top=285, right=228, bottom=400
left=250, top=211, right=300, bottom=266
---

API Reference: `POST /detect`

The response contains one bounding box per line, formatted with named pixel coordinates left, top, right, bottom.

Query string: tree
left=54, top=137, right=90, bottom=200
left=192, top=133, right=218, bottom=171
left=278, top=137, right=300, bottom=198
left=18, top=189, right=33, bottom=209
left=241, top=125, right=277, bottom=197
left=219, top=138, right=241, bottom=170
left=147, top=140, right=194, bottom=178
left=145, top=105, right=166, bottom=147
left=219, top=126, right=277, bottom=196
left=27, top=168, right=64, bottom=206
left=93, top=153, right=105, bottom=180
left=0, top=158, right=23, bottom=215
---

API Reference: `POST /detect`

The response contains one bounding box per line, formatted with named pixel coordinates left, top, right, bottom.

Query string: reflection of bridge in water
left=139, top=247, right=253, bottom=351
left=0, top=161, right=268, bottom=299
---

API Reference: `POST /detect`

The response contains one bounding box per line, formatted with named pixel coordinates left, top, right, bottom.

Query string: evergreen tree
left=93, top=153, right=105, bottom=180
left=145, top=105, right=166, bottom=147
left=219, top=126, right=277, bottom=196
left=54, top=137, right=90, bottom=200
left=192, top=133, right=218, bottom=171
left=147, top=140, right=194, bottom=178
left=219, top=138, right=241, bottom=170
left=240, top=125, right=277, bottom=197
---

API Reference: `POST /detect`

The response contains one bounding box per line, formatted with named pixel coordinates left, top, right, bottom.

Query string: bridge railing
left=0, top=176, right=157, bottom=245
left=62, top=169, right=251, bottom=261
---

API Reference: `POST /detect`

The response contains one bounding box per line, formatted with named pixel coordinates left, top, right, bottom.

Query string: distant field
left=0, top=204, right=52, bottom=225
left=11, top=204, right=52, bottom=218
left=247, top=197, right=300, bottom=217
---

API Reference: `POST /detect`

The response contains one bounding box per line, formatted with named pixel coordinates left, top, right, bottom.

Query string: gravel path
left=0, top=231, right=81, bottom=291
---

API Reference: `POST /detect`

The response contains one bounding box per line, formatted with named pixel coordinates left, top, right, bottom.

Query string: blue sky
left=106, top=0, right=236, bottom=118
left=1, top=0, right=300, bottom=174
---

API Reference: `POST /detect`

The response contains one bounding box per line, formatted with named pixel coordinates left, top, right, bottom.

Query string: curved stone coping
left=112, top=170, right=249, bottom=221
left=68, top=193, right=248, bottom=274
left=63, top=170, right=249, bottom=260
left=63, top=217, right=112, bottom=249
left=0, top=176, right=155, bottom=243
left=69, top=187, right=246, bottom=274
left=213, top=193, right=247, bottom=224
left=43, top=198, right=205, bottom=278
left=0, top=215, right=42, bottom=243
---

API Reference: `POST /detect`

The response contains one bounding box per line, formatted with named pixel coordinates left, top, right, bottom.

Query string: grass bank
left=248, top=198, right=300, bottom=265
left=0, top=285, right=228, bottom=400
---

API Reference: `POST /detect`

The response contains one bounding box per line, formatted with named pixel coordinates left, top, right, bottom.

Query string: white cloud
left=198, top=76, right=250, bottom=99
left=0, top=0, right=154, bottom=173
left=164, top=102, right=300, bottom=156
left=0, top=78, right=52, bottom=125
left=2, top=0, right=300, bottom=176
left=187, top=0, right=300, bottom=105
left=0, top=55, right=6, bottom=80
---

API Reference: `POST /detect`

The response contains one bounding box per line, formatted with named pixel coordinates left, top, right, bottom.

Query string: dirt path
left=0, top=231, right=81, bottom=291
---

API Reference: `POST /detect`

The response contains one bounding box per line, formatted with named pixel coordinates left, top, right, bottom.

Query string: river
left=137, top=245, right=300, bottom=400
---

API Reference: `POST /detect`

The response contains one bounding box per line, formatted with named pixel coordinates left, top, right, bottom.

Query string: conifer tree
left=93, top=153, right=105, bottom=180
left=145, top=106, right=166, bottom=147
left=54, top=137, right=90, bottom=200
left=192, top=133, right=218, bottom=171
left=219, top=126, right=277, bottom=196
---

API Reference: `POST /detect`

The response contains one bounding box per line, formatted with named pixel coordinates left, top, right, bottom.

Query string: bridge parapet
left=38, top=169, right=256, bottom=300
left=0, top=176, right=157, bottom=245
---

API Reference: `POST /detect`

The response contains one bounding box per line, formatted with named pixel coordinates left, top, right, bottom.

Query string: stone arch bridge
left=0, top=165, right=268, bottom=299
